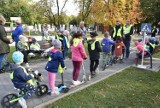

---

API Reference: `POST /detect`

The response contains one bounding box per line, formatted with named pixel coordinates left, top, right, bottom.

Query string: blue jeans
left=123, top=40, right=130, bottom=58
left=63, top=48, right=68, bottom=59
left=0, top=53, right=7, bottom=69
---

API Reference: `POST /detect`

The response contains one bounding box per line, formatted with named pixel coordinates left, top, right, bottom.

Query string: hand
left=34, top=70, right=39, bottom=75
left=28, top=68, right=33, bottom=72
left=123, top=35, right=125, bottom=39
left=63, top=67, right=67, bottom=70
left=9, top=39, right=13, bottom=43
left=83, top=57, right=87, bottom=60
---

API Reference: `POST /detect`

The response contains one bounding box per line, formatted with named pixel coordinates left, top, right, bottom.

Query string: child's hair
left=116, top=36, right=122, bottom=43
left=104, top=31, right=109, bottom=38
left=70, top=32, right=82, bottom=45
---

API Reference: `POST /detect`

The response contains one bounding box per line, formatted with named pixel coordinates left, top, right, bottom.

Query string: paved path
left=0, top=46, right=159, bottom=108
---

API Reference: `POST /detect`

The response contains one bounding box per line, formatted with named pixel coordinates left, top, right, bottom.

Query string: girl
left=114, top=37, right=125, bottom=63
left=70, top=32, right=87, bottom=85
left=45, top=39, right=65, bottom=95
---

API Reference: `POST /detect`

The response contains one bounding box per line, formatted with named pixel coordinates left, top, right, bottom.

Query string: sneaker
left=0, top=68, right=5, bottom=73
left=76, top=80, right=82, bottom=85
left=72, top=80, right=77, bottom=85
left=28, top=53, right=35, bottom=58
left=25, top=63, right=30, bottom=68
left=51, top=91, right=60, bottom=96
left=54, top=87, right=58, bottom=90
left=18, top=98, right=27, bottom=108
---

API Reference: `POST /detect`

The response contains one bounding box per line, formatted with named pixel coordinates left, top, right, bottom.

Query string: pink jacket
left=71, top=41, right=87, bottom=61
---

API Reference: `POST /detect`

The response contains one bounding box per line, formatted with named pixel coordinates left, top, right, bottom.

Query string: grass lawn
left=46, top=67, right=160, bottom=108
left=8, top=46, right=42, bottom=63
left=153, top=52, right=160, bottom=59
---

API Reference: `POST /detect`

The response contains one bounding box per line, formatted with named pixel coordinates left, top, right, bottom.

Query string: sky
left=64, top=0, right=79, bottom=16
left=33, top=0, right=79, bottom=16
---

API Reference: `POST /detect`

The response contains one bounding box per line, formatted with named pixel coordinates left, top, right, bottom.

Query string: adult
left=78, top=21, right=87, bottom=43
left=12, top=19, right=24, bottom=50
left=43, top=24, right=49, bottom=40
left=111, top=20, right=123, bottom=54
left=0, top=14, right=13, bottom=73
left=123, top=19, right=133, bottom=59
left=151, top=26, right=157, bottom=41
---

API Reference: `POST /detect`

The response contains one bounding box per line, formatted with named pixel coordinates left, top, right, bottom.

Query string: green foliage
left=46, top=67, right=160, bottom=107
left=140, top=0, right=160, bottom=23
left=0, top=0, right=35, bottom=24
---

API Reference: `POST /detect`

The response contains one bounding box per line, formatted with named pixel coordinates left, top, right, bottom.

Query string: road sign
left=141, top=23, right=151, bottom=33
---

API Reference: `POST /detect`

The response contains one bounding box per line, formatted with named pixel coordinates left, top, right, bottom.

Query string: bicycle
left=1, top=72, right=48, bottom=108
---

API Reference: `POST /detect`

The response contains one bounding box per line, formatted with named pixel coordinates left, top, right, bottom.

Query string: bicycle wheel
left=1, top=93, right=18, bottom=108
left=35, top=84, right=48, bottom=96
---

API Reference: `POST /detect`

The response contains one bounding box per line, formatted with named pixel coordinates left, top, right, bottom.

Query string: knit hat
left=19, top=35, right=25, bottom=40
left=32, top=38, right=37, bottom=42
left=52, top=39, right=62, bottom=49
left=90, top=32, right=98, bottom=37
left=12, top=51, right=24, bottom=64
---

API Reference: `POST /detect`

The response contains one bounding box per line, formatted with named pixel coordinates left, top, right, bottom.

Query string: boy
left=30, top=38, right=44, bottom=55
left=10, top=51, right=38, bottom=108
left=87, top=32, right=101, bottom=78
left=17, top=35, right=30, bottom=67
left=101, top=32, right=115, bottom=70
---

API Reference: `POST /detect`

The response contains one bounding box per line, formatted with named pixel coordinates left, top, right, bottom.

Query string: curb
left=34, top=65, right=131, bottom=108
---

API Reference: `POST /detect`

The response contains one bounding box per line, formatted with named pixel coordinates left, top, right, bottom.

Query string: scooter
left=69, top=62, right=90, bottom=88
left=57, top=73, right=69, bottom=93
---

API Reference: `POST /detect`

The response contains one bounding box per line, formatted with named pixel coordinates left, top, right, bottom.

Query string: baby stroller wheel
left=1, top=93, right=18, bottom=108
left=35, top=84, right=48, bottom=96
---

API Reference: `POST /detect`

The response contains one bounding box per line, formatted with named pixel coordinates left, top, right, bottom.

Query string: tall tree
left=140, top=0, right=160, bottom=23
left=90, top=0, right=143, bottom=27
left=74, top=0, right=93, bottom=22
left=33, top=0, right=68, bottom=29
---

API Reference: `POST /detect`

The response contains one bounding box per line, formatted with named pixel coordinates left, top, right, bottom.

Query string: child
left=10, top=51, right=38, bottom=108
left=101, top=31, right=115, bottom=69
left=114, top=37, right=125, bottom=63
left=45, top=39, right=65, bottom=95
left=70, top=32, right=87, bottom=85
left=63, top=30, right=70, bottom=60
left=17, top=35, right=30, bottom=67
left=30, top=38, right=44, bottom=55
left=87, top=32, right=101, bottom=77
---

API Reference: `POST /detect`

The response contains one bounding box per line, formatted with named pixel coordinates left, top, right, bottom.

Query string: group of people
left=1, top=13, right=160, bottom=108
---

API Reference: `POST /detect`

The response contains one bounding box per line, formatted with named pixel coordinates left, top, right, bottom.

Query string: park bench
left=135, top=44, right=160, bottom=69
left=27, top=37, right=52, bottom=58
left=37, top=40, right=52, bottom=50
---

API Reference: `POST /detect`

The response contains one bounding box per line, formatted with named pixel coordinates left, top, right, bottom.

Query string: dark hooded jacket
left=87, top=39, right=102, bottom=60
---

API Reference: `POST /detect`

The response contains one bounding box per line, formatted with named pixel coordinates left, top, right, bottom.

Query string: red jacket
left=114, top=42, right=125, bottom=56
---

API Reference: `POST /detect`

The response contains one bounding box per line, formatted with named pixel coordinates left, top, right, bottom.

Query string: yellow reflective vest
left=91, top=40, right=98, bottom=50
left=113, top=27, right=122, bottom=37
left=30, top=43, right=40, bottom=50
left=64, top=36, right=70, bottom=48
left=123, top=25, right=132, bottom=34
left=73, top=38, right=82, bottom=47
left=10, top=66, right=34, bottom=86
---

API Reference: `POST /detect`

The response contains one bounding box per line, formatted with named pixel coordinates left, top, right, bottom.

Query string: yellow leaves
left=90, top=0, right=144, bottom=26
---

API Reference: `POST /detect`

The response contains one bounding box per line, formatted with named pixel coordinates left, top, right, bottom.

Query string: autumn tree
left=90, top=0, right=144, bottom=27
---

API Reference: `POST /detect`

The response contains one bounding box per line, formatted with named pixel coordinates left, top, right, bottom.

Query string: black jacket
left=151, top=28, right=157, bottom=37
left=87, top=39, right=102, bottom=60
